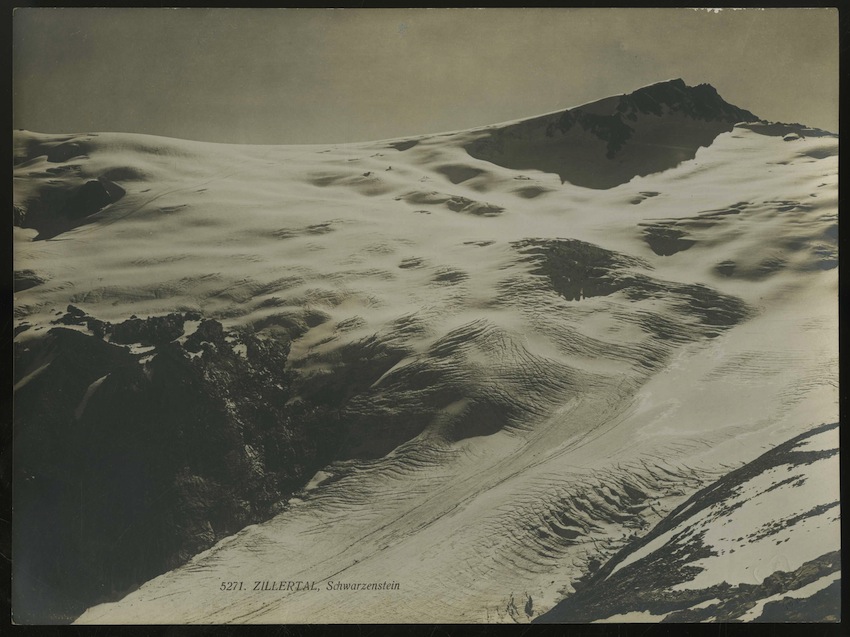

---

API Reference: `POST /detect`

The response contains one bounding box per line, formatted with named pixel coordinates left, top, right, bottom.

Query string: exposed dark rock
left=388, top=139, right=419, bottom=151
left=737, top=121, right=836, bottom=139
left=59, top=178, right=125, bottom=222
left=15, top=135, right=87, bottom=166
left=52, top=304, right=88, bottom=325
left=399, top=257, right=425, bottom=269
left=512, top=238, right=749, bottom=345
left=12, top=311, right=340, bottom=623
left=466, top=80, right=760, bottom=189
left=513, top=238, right=648, bottom=301
left=546, top=80, right=756, bottom=159
left=641, top=226, right=696, bottom=256
left=17, top=176, right=126, bottom=240
left=535, top=422, right=840, bottom=623
left=110, top=313, right=185, bottom=346
left=547, top=109, right=635, bottom=159
left=14, top=323, right=32, bottom=337
left=46, top=140, right=91, bottom=163
left=14, top=269, right=49, bottom=292
left=617, top=80, right=756, bottom=124
left=757, top=578, right=840, bottom=622
left=86, top=317, right=111, bottom=339
left=184, top=318, right=225, bottom=352
left=18, top=304, right=471, bottom=621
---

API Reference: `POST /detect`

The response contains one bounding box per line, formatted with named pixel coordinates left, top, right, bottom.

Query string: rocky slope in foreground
left=13, top=307, right=344, bottom=623
left=537, top=422, right=840, bottom=623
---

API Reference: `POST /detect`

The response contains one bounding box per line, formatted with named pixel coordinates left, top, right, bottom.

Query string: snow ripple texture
left=13, top=83, right=838, bottom=623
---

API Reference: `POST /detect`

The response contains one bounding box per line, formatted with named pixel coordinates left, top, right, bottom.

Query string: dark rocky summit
left=466, top=79, right=761, bottom=188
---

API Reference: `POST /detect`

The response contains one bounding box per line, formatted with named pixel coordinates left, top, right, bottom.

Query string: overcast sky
left=13, top=8, right=839, bottom=144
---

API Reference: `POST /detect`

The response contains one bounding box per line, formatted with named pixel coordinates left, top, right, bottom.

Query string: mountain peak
left=464, top=80, right=760, bottom=189
left=615, top=79, right=757, bottom=125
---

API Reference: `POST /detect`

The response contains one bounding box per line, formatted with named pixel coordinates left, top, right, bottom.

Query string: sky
left=13, top=8, right=840, bottom=144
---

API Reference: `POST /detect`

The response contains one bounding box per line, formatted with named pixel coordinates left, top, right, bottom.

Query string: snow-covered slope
left=537, top=422, right=840, bottom=622
left=12, top=80, right=838, bottom=624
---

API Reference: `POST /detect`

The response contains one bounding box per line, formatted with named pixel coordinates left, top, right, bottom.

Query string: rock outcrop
left=465, top=79, right=760, bottom=188
left=536, top=422, right=841, bottom=623
left=13, top=308, right=339, bottom=622
left=16, top=176, right=125, bottom=240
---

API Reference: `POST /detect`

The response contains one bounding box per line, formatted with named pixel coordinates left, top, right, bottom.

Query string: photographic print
left=11, top=7, right=840, bottom=624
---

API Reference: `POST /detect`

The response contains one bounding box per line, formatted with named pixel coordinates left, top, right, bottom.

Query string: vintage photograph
left=12, top=8, right=839, bottom=624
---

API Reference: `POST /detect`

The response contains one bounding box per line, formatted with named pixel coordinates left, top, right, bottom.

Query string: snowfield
left=13, top=80, right=838, bottom=623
